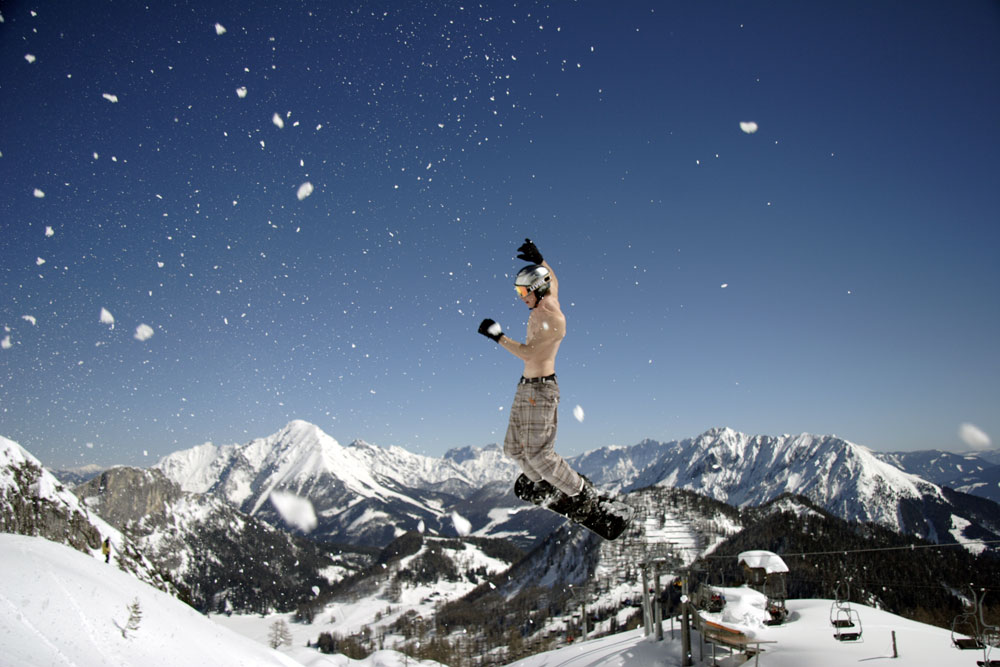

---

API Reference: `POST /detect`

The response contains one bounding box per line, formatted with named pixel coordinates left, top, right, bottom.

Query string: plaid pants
left=503, top=379, right=582, bottom=495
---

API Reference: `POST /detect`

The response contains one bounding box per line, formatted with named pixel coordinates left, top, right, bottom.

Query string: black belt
left=519, top=374, right=557, bottom=384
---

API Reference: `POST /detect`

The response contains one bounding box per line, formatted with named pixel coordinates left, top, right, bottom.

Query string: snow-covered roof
left=738, top=550, right=789, bottom=574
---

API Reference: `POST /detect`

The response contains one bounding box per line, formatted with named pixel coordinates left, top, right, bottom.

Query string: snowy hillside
left=0, top=534, right=446, bottom=667
left=0, top=534, right=298, bottom=667
left=505, top=587, right=974, bottom=667
left=0, top=436, right=172, bottom=594
left=214, top=532, right=518, bottom=661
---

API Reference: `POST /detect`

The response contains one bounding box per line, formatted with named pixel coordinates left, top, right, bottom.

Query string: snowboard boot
left=566, top=475, right=601, bottom=523
left=514, top=473, right=557, bottom=505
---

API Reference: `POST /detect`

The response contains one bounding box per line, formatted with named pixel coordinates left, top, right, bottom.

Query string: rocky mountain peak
left=75, top=467, right=182, bottom=529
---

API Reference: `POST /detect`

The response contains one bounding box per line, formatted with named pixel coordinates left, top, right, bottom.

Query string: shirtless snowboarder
left=478, top=239, right=633, bottom=539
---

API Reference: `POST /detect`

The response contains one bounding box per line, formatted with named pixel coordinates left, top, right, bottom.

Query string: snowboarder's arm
left=498, top=334, right=532, bottom=361
left=540, top=259, right=558, bottom=299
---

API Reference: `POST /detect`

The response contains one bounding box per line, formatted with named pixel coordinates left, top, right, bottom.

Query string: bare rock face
left=75, top=467, right=183, bottom=530
left=0, top=455, right=101, bottom=554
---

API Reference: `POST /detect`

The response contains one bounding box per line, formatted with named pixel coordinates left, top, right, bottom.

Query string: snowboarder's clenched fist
left=478, top=318, right=503, bottom=343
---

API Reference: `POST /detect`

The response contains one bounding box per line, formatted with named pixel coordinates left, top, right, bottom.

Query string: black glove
left=478, top=318, right=503, bottom=343
left=517, top=238, right=543, bottom=264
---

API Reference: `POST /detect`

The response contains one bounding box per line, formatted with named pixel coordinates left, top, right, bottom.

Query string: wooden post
left=892, top=630, right=898, bottom=658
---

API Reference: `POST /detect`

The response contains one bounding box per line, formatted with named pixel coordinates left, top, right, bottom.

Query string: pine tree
left=268, top=619, right=293, bottom=649
left=119, top=598, right=142, bottom=638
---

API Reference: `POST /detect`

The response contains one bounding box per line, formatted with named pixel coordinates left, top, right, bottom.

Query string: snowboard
left=514, top=473, right=635, bottom=540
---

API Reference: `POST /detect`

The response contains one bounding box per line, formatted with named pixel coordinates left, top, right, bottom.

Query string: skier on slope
left=477, top=238, right=599, bottom=519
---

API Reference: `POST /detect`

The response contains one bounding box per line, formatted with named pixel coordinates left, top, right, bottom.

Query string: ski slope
left=0, top=534, right=442, bottom=667
left=506, top=586, right=983, bottom=667
left=0, top=533, right=988, bottom=667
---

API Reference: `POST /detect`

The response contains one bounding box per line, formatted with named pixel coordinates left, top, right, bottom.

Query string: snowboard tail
left=514, top=473, right=635, bottom=540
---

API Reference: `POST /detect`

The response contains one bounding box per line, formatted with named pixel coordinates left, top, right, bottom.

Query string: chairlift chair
left=952, top=609, right=984, bottom=650
left=976, top=589, right=1000, bottom=667
left=829, top=582, right=854, bottom=628
left=832, top=607, right=863, bottom=641
left=764, top=599, right=788, bottom=626
left=830, top=582, right=862, bottom=642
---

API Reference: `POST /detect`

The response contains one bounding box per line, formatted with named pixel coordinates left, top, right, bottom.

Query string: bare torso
left=520, top=296, right=565, bottom=377
left=497, top=259, right=566, bottom=376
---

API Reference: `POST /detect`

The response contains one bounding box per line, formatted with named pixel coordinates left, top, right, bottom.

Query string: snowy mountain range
left=873, top=448, right=1000, bottom=503
left=574, top=427, right=1000, bottom=544
left=153, top=419, right=559, bottom=546
left=152, top=421, right=1000, bottom=551
left=4, top=425, right=999, bottom=666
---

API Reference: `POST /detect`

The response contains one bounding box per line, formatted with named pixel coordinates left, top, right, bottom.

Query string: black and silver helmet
left=514, top=264, right=551, bottom=298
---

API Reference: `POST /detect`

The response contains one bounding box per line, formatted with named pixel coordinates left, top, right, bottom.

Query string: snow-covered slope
left=0, top=436, right=172, bottom=593
left=0, top=534, right=300, bottom=667
left=0, top=534, right=445, bottom=667
left=504, top=587, right=967, bottom=667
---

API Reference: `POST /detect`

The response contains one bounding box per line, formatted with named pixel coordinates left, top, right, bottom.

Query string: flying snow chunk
left=269, top=491, right=318, bottom=532
left=102, top=93, right=119, bottom=103
left=959, top=423, right=992, bottom=451
left=25, top=54, right=36, bottom=63
left=487, top=321, right=502, bottom=337
left=1, top=336, right=10, bottom=350
left=21, top=315, right=36, bottom=326
left=45, top=226, right=54, bottom=237
left=35, top=257, right=45, bottom=266
left=573, top=405, right=585, bottom=422
left=739, top=121, right=759, bottom=134
left=33, top=188, right=45, bottom=198
left=134, top=323, right=154, bottom=341
left=451, top=511, right=472, bottom=536
left=721, top=283, right=729, bottom=289
left=214, top=23, right=227, bottom=35
left=236, top=86, right=247, bottom=98
left=296, top=181, right=314, bottom=200
left=272, top=113, right=285, bottom=129
left=100, top=308, right=115, bottom=329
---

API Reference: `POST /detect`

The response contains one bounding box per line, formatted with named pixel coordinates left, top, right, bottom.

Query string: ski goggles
left=515, top=284, right=531, bottom=297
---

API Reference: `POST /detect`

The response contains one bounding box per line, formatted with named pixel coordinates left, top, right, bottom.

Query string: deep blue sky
left=2, top=1, right=998, bottom=468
